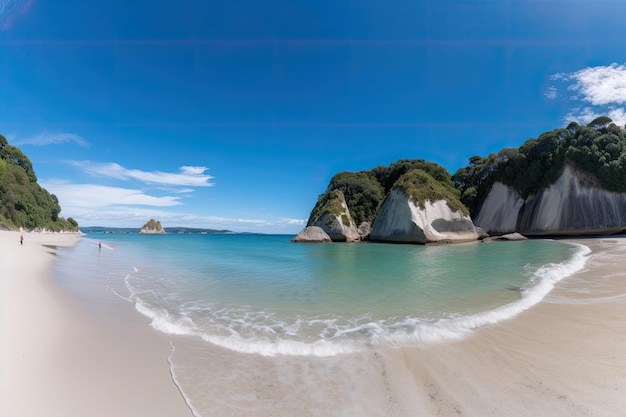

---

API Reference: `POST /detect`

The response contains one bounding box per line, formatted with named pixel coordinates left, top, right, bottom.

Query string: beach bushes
left=0, top=135, right=79, bottom=232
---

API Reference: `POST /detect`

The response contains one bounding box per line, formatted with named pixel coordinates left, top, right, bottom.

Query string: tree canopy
left=453, top=116, right=626, bottom=216
left=0, top=135, right=79, bottom=231
left=309, top=159, right=461, bottom=226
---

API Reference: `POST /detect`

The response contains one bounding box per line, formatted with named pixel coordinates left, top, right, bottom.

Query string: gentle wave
left=127, top=242, right=590, bottom=357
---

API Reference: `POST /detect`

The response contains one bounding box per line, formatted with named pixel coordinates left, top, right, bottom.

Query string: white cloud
left=544, top=86, right=558, bottom=100
left=565, top=63, right=626, bottom=106
left=41, top=182, right=183, bottom=209
left=564, top=107, right=626, bottom=128
left=53, top=203, right=304, bottom=233
left=550, top=63, right=626, bottom=127
left=0, top=0, right=33, bottom=30
left=278, top=218, right=306, bottom=226
left=15, top=132, right=90, bottom=147
left=71, top=161, right=215, bottom=187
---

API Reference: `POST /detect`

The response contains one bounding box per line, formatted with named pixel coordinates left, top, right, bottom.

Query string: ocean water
left=54, top=233, right=588, bottom=357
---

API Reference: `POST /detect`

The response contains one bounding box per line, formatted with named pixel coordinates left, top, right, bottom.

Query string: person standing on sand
left=20, top=234, right=23, bottom=245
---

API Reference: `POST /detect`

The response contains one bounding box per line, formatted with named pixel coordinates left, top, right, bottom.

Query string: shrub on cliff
left=327, top=171, right=384, bottom=225
left=394, top=169, right=468, bottom=215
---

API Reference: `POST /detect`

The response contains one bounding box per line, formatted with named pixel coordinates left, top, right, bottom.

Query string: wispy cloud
left=543, top=86, right=557, bottom=100
left=71, top=161, right=215, bottom=187
left=549, top=63, right=626, bottom=127
left=0, top=0, right=34, bottom=30
left=41, top=182, right=183, bottom=209
left=15, top=132, right=90, bottom=147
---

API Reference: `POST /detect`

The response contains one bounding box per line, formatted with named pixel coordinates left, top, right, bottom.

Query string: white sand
left=2, top=230, right=625, bottom=417
left=0, top=231, right=192, bottom=417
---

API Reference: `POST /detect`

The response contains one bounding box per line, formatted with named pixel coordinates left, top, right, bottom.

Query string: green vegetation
left=453, top=116, right=626, bottom=216
left=394, top=170, right=469, bottom=215
left=307, top=115, right=626, bottom=226
left=309, top=159, right=463, bottom=226
left=0, top=135, right=79, bottom=231
left=327, top=171, right=384, bottom=225
left=142, top=218, right=163, bottom=230
left=307, top=189, right=349, bottom=227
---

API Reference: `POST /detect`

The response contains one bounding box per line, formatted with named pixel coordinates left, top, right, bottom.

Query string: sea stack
left=139, top=219, right=166, bottom=234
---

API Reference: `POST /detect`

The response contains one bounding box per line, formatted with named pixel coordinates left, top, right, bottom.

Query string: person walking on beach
left=20, top=234, right=23, bottom=245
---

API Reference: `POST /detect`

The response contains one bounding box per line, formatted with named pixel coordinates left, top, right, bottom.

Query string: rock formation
left=139, top=219, right=166, bottom=234
left=306, top=190, right=361, bottom=242
left=292, top=226, right=332, bottom=243
left=370, top=189, right=479, bottom=244
left=475, top=164, right=626, bottom=236
left=482, top=232, right=528, bottom=242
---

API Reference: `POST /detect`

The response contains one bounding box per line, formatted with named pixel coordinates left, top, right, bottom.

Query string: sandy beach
left=0, top=231, right=192, bottom=416
left=2, top=231, right=626, bottom=416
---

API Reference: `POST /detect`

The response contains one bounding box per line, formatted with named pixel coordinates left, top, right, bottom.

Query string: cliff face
left=307, top=190, right=361, bottom=242
left=475, top=164, right=626, bottom=236
left=370, top=189, right=478, bottom=243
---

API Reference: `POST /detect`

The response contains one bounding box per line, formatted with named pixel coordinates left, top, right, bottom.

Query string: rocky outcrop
left=306, top=190, right=361, bottom=242
left=292, top=226, right=332, bottom=243
left=370, top=189, right=479, bottom=244
left=482, top=232, right=528, bottom=242
left=357, top=222, right=371, bottom=240
left=139, top=219, right=165, bottom=234
left=475, top=164, right=626, bottom=236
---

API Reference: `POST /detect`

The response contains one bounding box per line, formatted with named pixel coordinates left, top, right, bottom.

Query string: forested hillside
left=0, top=135, right=78, bottom=231
left=309, top=116, right=626, bottom=227
left=453, top=116, right=626, bottom=217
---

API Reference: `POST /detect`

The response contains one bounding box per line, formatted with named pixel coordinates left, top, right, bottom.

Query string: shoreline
left=2, top=231, right=626, bottom=416
left=0, top=231, right=192, bottom=417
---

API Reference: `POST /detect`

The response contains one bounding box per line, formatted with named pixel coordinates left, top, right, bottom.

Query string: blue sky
left=2, top=0, right=626, bottom=234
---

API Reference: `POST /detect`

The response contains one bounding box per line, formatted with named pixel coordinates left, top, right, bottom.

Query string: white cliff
left=308, top=190, right=361, bottom=242
left=370, top=189, right=479, bottom=244
left=475, top=164, right=626, bottom=235
left=292, top=226, right=332, bottom=243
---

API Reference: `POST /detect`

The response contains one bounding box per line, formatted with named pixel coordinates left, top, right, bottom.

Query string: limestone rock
left=370, top=189, right=479, bottom=244
left=475, top=164, right=626, bottom=236
left=357, top=222, right=371, bottom=240
left=482, top=232, right=528, bottom=242
left=140, top=219, right=165, bottom=234
left=306, top=190, right=361, bottom=242
left=292, top=226, right=332, bottom=243
left=475, top=226, right=490, bottom=240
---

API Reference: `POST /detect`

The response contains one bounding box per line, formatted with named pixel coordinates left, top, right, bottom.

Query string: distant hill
left=0, top=135, right=79, bottom=231
left=81, top=226, right=235, bottom=234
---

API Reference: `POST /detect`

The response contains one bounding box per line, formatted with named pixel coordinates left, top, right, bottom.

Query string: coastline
left=2, top=231, right=625, bottom=416
left=0, top=230, right=192, bottom=417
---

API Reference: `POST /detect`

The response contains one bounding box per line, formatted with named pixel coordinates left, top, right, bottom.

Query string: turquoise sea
left=54, top=233, right=588, bottom=357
